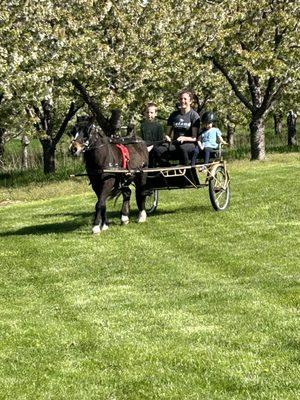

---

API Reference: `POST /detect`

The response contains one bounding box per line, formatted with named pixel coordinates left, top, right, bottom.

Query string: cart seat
left=209, top=149, right=224, bottom=160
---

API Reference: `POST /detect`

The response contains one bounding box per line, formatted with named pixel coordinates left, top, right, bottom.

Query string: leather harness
left=114, top=144, right=130, bottom=169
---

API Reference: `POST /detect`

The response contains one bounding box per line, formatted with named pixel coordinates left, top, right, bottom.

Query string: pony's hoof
left=92, top=225, right=101, bottom=234
left=101, top=223, right=109, bottom=231
left=137, top=210, right=147, bottom=223
left=121, top=215, right=129, bottom=225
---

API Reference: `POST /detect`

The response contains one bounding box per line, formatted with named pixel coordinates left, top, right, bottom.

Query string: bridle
left=71, top=123, right=108, bottom=152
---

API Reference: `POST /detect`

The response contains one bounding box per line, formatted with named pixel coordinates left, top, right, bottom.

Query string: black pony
left=69, top=116, right=149, bottom=234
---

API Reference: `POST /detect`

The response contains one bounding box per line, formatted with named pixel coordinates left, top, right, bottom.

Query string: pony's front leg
left=92, top=178, right=115, bottom=234
left=120, top=186, right=131, bottom=225
left=135, top=173, right=147, bottom=223
left=92, top=199, right=109, bottom=234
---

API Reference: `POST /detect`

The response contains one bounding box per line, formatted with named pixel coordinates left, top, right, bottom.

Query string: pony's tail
left=108, top=187, right=122, bottom=203
left=113, top=192, right=122, bottom=207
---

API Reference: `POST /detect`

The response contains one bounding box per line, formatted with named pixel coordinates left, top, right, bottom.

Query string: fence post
left=287, top=110, right=297, bottom=146
left=21, top=135, right=30, bottom=169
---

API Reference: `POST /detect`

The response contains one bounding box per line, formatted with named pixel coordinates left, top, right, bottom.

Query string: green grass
left=0, top=162, right=85, bottom=189
left=0, top=153, right=299, bottom=399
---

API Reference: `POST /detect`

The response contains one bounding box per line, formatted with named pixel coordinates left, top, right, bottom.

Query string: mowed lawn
left=0, top=153, right=299, bottom=400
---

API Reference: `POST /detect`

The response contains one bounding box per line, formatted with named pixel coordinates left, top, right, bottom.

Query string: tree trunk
left=109, top=109, right=122, bottom=136
left=41, top=139, right=56, bottom=174
left=32, top=100, right=81, bottom=174
left=21, top=135, right=30, bottom=169
left=226, top=114, right=235, bottom=148
left=249, top=116, right=266, bottom=160
left=226, top=123, right=235, bottom=148
left=211, top=57, right=290, bottom=160
left=287, top=110, right=297, bottom=146
left=0, top=128, right=5, bottom=168
left=273, top=112, right=283, bottom=136
left=127, top=125, right=135, bottom=136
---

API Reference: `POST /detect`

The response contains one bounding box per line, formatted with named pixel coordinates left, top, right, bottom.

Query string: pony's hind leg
left=137, top=209, right=147, bottom=223
left=120, top=186, right=131, bottom=225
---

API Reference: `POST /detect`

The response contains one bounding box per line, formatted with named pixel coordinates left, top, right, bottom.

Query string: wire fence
left=0, top=129, right=298, bottom=175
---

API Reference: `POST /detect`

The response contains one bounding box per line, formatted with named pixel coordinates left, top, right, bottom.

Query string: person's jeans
left=155, top=142, right=197, bottom=166
left=191, top=147, right=216, bottom=166
left=179, top=143, right=197, bottom=165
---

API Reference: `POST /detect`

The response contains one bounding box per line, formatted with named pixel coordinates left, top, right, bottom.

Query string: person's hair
left=178, top=88, right=195, bottom=101
left=144, top=102, right=157, bottom=112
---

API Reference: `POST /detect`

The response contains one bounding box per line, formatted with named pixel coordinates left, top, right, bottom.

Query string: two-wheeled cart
left=73, top=148, right=231, bottom=214
left=142, top=158, right=230, bottom=214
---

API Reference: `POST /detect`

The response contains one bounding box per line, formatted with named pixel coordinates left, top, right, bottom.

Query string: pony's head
left=69, top=115, right=104, bottom=156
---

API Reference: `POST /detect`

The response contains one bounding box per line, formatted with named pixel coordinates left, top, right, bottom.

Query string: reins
left=83, top=142, right=107, bottom=152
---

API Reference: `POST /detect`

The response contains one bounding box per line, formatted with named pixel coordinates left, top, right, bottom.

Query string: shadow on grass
left=43, top=208, right=178, bottom=219
left=164, top=204, right=214, bottom=215
left=0, top=199, right=211, bottom=237
left=0, top=220, right=87, bottom=236
left=41, top=211, right=93, bottom=218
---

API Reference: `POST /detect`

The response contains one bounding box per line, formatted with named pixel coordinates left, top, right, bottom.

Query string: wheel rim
left=211, top=168, right=229, bottom=209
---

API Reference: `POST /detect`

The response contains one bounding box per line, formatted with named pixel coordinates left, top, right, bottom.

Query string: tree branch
left=32, top=105, right=42, bottom=120
left=194, top=93, right=210, bottom=114
left=212, top=57, right=255, bottom=112
left=247, top=72, right=258, bottom=107
left=72, top=78, right=110, bottom=135
left=41, top=99, right=53, bottom=136
left=274, top=26, right=287, bottom=50
left=53, top=102, right=83, bottom=146
left=263, top=77, right=291, bottom=115
left=257, top=76, right=276, bottom=117
left=32, top=105, right=43, bottom=132
left=247, top=72, right=263, bottom=109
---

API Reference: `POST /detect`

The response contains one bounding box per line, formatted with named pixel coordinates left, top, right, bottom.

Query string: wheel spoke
left=145, top=189, right=158, bottom=213
left=215, top=189, right=225, bottom=204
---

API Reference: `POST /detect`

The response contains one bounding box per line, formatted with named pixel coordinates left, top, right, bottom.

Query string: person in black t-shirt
left=154, top=89, right=200, bottom=165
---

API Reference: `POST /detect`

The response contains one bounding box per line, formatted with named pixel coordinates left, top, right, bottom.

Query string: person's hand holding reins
left=176, top=136, right=186, bottom=143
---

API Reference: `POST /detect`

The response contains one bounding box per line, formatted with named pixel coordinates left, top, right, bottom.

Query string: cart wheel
left=145, top=189, right=158, bottom=214
left=209, top=166, right=230, bottom=211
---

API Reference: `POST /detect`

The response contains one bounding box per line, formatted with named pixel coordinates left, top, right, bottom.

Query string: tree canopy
left=0, top=0, right=299, bottom=163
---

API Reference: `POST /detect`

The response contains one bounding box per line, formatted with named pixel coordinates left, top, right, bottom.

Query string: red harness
left=115, top=144, right=130, bottom=169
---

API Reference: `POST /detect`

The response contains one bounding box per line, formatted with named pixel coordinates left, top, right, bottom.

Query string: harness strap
left=115, top=144, right=130, bottom=169
left=110, top=135, right=144, bottom=145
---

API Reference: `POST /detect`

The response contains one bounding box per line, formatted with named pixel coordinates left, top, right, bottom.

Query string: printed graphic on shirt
left=174, top=118, right=191, bottom=130
left=168, top=109, right=200, bottom=139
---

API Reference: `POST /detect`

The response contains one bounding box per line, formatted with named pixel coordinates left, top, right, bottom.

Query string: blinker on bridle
left=72, top=123, right=107, bottom=152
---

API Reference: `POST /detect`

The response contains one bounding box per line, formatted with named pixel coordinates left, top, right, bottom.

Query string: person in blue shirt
left=191, top=111, right=227, bottom=166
